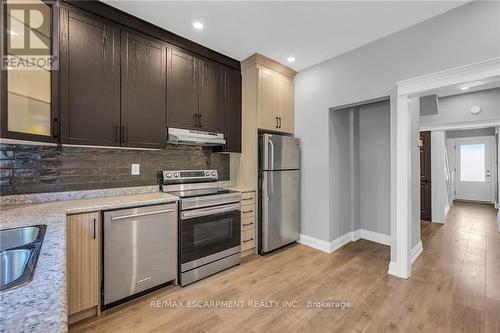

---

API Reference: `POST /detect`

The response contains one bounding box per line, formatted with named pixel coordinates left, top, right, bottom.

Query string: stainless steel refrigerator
left=259, top=133, right=300, bottom=254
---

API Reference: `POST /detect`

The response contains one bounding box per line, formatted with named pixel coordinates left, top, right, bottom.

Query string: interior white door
left=455, top=137, right=493, bottom=202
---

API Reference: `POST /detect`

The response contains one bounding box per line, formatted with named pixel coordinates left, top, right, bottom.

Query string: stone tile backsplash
left=0, top=144, right=229, bottom=195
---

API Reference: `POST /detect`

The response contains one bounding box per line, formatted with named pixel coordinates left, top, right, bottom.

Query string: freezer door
left=261, top=134, right=300, bottom=171
left=261, top=170, right=300, bottom=252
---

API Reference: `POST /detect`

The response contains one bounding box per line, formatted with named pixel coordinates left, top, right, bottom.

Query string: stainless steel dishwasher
left=102, top=203, right=177, bottom=309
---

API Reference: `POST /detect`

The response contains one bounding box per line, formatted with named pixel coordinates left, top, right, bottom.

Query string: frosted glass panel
left=7, top=92, right=51, bottom=136
left=460, top=144, right=485, bottom=182
left=6, top=0, right=52, bottom=137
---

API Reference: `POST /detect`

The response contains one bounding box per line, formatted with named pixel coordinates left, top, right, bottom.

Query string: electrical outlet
left=131, top=164, right=140, bottom=175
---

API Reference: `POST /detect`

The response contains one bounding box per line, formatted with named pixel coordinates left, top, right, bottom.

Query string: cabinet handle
left=242, top=222, right=253, bottom=227
left=52, top=118, right=60, bottom=138
left=242, top=197, right=253, bottom=201
left=198, top=114, right=202, bottom=128
left=243, top=209, right=253, bottom=214
left=193, top=114, right=198, bottom=127
left=243, top=238, right=254, bottom=243
left=93, top=218, right=96, bottom=239
left=276, top=116, right=279, bottom=128
left=121, top=125, right=125, bottom=144
left=278, top=117, right=282, bottom=129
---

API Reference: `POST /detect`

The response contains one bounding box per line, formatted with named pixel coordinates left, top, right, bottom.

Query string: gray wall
left=329, top=108, right=353, bottom=239
left=358, top=100, right=391, bottom=235
left=294, top=1, right=500, bottom=249
left=420, top=88, right=500, bottom=129
left=446, top=127, right=496, bottom=138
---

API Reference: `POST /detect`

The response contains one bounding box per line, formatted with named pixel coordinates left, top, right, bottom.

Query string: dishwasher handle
left=111, top=209, right=175, bottom=221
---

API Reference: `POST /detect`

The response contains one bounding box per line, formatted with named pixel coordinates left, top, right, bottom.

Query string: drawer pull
left=242, top=198, right=253, bottom=201
left=243, top=238, right=254, bottom=243
left=242, top=222, right=253, bottom=226
left=243, top=210, right=254, bottom=214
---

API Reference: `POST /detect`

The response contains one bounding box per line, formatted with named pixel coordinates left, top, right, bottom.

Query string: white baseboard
left=497, top=211, right=500, bottom=233
left=299, top=229, right=390, bottom=254
left=358, top=229, right=391, bottom=246
left=298, top=234, right=333, bottom=253
left=411, top=241, right=423, bottom=264
left=388, top=261, right=409, bottom=279
left=443, top=203, right=451, bottom=223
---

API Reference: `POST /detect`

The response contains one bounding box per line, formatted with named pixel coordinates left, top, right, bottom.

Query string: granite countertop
left=0, top=191, right=179, bottom=333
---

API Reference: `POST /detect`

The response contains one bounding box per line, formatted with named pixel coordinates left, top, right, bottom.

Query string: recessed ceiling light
left=460, top=86, right=470, bottom=90
left=193, top=21, right=204, bottom=30
left=287, top=56, right=295, bottom=63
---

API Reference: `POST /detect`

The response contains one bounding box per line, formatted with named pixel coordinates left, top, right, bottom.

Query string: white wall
left=447, top=127, right=496, bottom=139
left=410, top=98, right=421, bottom=248
left=431, top=131, right=452, bottom=224
left=420, top=88, right=500, bottom=130
left=294, top=1, right=500, bottom=253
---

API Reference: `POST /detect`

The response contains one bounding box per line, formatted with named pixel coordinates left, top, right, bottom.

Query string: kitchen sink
left=1, top=250, right=32, bottom=287
left=0, top=225, right=46, bottom=291
left=0, top=226, right=40, bottom=251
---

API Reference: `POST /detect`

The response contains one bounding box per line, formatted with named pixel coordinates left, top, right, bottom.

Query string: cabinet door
left=60, top=8, right=120, bottom=146
left=2, top=0, right=59, bottom=143
left=258, top=68, right=279, bottom=131
left=198, top=59, right=225, bottom=133
left=224, top=68, right=242, bottom=152
left=277, top=76, right=294, bottom=133
left=121, top=31, right=166, bottom=149
left=167, top=49, right=198, bottom=130
left=67, top=212, right=100, bottom=315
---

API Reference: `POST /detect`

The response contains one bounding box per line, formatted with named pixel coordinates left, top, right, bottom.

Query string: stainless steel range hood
left=167, top=128, right=225, bottom=146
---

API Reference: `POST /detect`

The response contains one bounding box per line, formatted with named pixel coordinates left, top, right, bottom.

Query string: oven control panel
left=162, top=170, right=218, bottom=184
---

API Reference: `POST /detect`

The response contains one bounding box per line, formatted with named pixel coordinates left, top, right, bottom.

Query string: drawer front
left=241, top=216, right=255, bottom=232
left=241, top=192, right=256, bottom=206
left=241, top=205, right=256, bottom=219
left=241, top=228, right=255, bottom=252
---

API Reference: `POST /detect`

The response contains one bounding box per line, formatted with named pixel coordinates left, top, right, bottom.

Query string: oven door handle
left=181, top=203, right=241, bottom=220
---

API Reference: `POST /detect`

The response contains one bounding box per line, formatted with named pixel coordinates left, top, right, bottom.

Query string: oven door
left=180, top=203, right=241, bottom=270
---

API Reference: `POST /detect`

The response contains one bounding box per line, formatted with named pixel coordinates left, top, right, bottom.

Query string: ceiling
left=104, top=1, right=468, bottom=71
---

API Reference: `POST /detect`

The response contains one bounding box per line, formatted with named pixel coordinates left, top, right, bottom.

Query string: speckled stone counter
left=0, top=191, right=179, bottom=333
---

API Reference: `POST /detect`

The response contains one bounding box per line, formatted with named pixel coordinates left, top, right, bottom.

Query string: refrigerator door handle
left=267, top=171, right=273, bottom=199
left=268, top=139, right=274, bottom=171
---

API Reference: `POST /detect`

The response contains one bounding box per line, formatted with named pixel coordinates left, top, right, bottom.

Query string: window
left=460, top=144, right=486, bottom=182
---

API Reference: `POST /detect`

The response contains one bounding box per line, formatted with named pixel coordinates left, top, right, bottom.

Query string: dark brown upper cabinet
left=167, top=49, right=198, bottom=130
left=224, top=68, right=242, bottom=153
left=60, top=8, right=121, bottom=147
left=198, top=59, right=224, bottom=133
left=167, top=50, right=226, bottom=134
left=121, top=31, right=166, bottom=149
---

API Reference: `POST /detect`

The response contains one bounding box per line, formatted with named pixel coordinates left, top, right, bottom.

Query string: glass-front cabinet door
left=1, top=0, right=58, bottom=142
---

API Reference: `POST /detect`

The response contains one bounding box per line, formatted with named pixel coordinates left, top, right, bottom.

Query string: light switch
left=131, top=164, right=140, bottom=175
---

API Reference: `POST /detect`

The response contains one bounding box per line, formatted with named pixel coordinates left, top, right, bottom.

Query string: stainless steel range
left=161, top=170, right=241, bottom=286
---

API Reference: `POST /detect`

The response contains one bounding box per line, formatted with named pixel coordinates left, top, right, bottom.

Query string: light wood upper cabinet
left=258, top=68, right=279, bottom=131
left=67, top=212, right=100, bottom=316
left=243, top=54, right=296, bottom=134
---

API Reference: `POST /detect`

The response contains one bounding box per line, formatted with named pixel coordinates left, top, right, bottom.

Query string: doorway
left=452, top=136, right=495, bottom=202
left=420, top=131, right=431, bottom=221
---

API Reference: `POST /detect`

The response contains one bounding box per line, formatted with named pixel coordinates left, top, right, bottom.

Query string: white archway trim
left=389, top=57, right=500, bottom=279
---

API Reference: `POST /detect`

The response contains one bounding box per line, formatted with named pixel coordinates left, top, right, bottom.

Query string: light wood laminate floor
left=71, top=202, right=500, bottom=332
